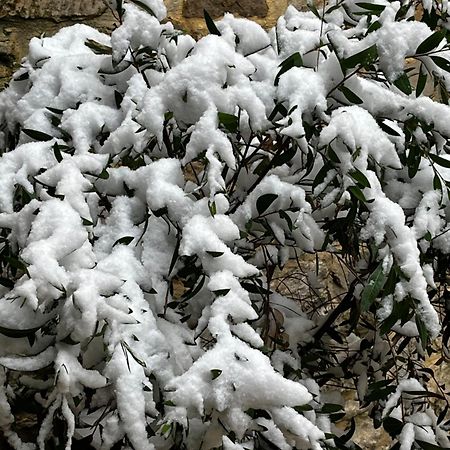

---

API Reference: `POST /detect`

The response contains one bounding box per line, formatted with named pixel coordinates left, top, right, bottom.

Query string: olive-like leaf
left=416, top=64, right=427, bottom=97
left=204, top=9, right=221, bottom=36
left=393, top=72, right=412, bottom=95
left=256, top=193, right=278, bottom=215
left=339, top=86, right=363, bottom=104
left=429, top=153, right=450, bottom=168
left=113, top=236, right=134, bottom=247
left=218, top=112, right=239, bottom=133
left=361, top=262, right=387, bottom=311
left=416, top=29, right=446, bottom=55
left=22, top=129, right=53, bottom=142
left=206, top=251, right=224, bottom=258
left=431, top=55, right=450, bottom=72
left=275, top=52, right=303, bottom=86
left=211, top=369, right=222, bottom=380
left=341, top=44, right=378, bottom=70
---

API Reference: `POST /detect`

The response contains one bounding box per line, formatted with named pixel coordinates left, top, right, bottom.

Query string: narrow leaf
left=206, top=251, right=224, bottom=258
left=113, top=236, right=134, bottom=247
left=416, top=64, right=427, bottom=97
left=339, top=86, right=363, bottom=104
left=361, top=262, right=387, bottom=311
left=204, top=9, right=221, bottom=36
left=348, top=185, right=368, bottom=203
left=355, top=2, right=386, bottom=13
left=342, top=44, right=378, bottom=70
left=84, top=39, right=112, bottom=55
left=416, top=29, right=446, bottom=54
left=349, top=168, right=371, bottom=188
left=129, top=0, right=156, bottom=16
left=256, top=193, right=278, bottom=215
left=218, top=112, right=239, bottom=133
left=393, top=72, right=412, bottom=95
left=429, top=153, right=450, bottom=168
left=275, top=52, right=303, bottom=86
left=212, top=289, right=230, bottom=296
left=22, top=129, right=53, bottom=142
left=53, top=143, right=63, bottom=163
left=431, top=55, right=450, bottom=72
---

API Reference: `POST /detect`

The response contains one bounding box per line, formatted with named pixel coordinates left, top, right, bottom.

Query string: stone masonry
left=0, top=0, right=308, bottom=89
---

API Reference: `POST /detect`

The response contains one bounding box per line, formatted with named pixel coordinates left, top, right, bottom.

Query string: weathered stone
left=183, top=0, right=269, bottom=18
left=0, top=0, right=107, bottom=20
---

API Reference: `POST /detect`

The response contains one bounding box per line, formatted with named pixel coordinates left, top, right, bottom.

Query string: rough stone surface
left=183, top=0, right=269, bottom=18
left=0, top=0, right=107, bottom=20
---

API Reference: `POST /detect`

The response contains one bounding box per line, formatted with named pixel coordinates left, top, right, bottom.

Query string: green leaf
left=416, top=440, right=445, bottom=450
left=213, top=288, right=230, bottom=296
left=383, top=417, right=403, bottom=437
left=53, top=143, right=63, bottom=163
left=393, top=72, right=412, bottom=95
left=129, top=0, right=156, bottom=16
left=416, top=64, right=427, bottom=97
left=22, top=129, right=53, bottom=142
left=348, top=185, right=368, bottom=203
left=433, top=174, right=442, bottom=191
left=210, top=369, right=222, bottom=380
left=256, top=193, right=278, bottom=215
left=272, top=144, right=297, bottom=168
left=278, top=210, right=293, bottom=232
left=206, top=251, right=224, bottom=257
left=160, top=423, right=172, bottom=435
left=293, top=404, right=314, bottom=412
left=349, top=168, right=371, bottom=188
left=339, top=86, right=363, bottom=104
left=429, top=153, right=450, bottom=168
left=407, top=144, right=421, bottom=178
left=361, top=262, right=387, bottom=311
left=378, top=120, right=401, bottom=136
left=313, top=162, right=333, bottom=189
left=367, top=20, right=381, bottom=34
left=416, top=29, right=446, bottom=54
left=430, top=55, right=450, bottom=72
left=0, top=277, right=14, bottom=289
left=113, top=236, right=134, bottom=247
left=355, top=2, right=386, bottom=13
left=274, top=52, right=303, bottom=86
left=121, top=341, right=147, bottom=368
left=84, top=39, right=112, bottom=55
left=98, top=169, right=110, bottom=179
left=0, top=324, right=42, bottom=339
left=46, top=107, right=64, bottom=115
left=415, top=315, right=429, bottom=347
left=204, top=9, right=221, bottom=36
left=208, top=201, right=217, bottom=217
left=320, top=403, right=343, bottom=414
left=153, top=206, right=168, bottom=217
left=403, top=390, right=444, bottom=399
left=114, top=90, right=124, bottom=108
left=218, top=112, right=239, bottom=133
left=341, top=44, right=378, bottom=70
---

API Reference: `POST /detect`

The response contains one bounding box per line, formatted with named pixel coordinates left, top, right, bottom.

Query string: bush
left=0, top=0, right=449, bottom=448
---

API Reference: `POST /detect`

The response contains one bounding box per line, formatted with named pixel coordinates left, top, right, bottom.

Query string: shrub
left=0, top=0, right=449, bottom=448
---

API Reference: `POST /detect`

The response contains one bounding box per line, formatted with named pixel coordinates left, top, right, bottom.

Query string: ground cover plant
left=0, top=0, right=449, bottom=448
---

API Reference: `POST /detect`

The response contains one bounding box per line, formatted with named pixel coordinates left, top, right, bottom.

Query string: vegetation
left=0, top=0, right=449, bottom=448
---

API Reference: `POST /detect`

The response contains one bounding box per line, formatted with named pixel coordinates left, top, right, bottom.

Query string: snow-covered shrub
left=0, top=0, right=449, bottom=448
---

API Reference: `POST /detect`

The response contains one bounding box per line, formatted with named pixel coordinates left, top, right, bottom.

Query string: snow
left=0, top=0, right=448, bottom=448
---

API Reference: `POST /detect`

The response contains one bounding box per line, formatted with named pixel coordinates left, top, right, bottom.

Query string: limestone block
left=183, top=0, right=268, bottom=18
left=0, top=0, right=107, bottom=20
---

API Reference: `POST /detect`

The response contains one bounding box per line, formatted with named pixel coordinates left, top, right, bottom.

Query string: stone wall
left=0, top=0, right=307, bottom=89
